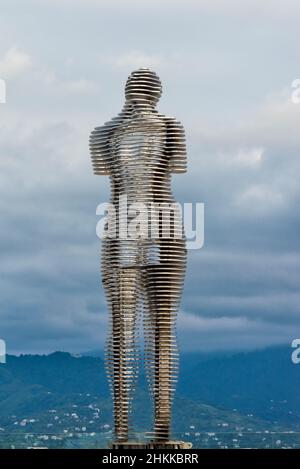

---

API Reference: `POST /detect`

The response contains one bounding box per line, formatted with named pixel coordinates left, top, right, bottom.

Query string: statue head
left=125, top=68, right=162, bottom=110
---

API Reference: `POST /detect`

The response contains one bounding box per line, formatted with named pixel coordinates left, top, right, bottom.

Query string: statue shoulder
left=89, top=120, right=116, bottom=176
left=163, top=115, right=185, bottom=133
left=163, top=116, right=187, bottom=174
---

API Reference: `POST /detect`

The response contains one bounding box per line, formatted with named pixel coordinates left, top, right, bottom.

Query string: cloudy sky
left=0, top=0, right=300, bottom=354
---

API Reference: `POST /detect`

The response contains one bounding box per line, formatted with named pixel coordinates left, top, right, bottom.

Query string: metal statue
left=89, top=68, right=187, bottom=444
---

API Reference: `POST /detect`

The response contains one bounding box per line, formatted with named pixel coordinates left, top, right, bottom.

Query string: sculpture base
left=110, top=441, right=192, bottom=449
left=146, top=440, right=193, bottom=449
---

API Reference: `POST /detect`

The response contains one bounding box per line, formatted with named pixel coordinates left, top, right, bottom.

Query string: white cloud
left=62, top=79, right=97, bottom=94
left=178, top=312, right=295, bottom=351
left=27, top=0, right=300, bottom=19
left=234, top=147, right=264, bottom=166
left=0, top=47, right=32, bottom=79
left=32, top=66, right=97, bottom=96
left=98, top=50, right=163, bottom=70
left=218, top=147, right=264, bottom=168
left=179, top=312, right=250, bottom=332
left=236, top=185, right=285, bottom=212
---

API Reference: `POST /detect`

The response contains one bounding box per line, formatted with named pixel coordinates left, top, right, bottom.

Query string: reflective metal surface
left=89, top=69, right=187, bottom=442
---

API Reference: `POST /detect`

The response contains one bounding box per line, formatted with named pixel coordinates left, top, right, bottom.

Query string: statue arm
left=165, top=117, right=187, bottom=173
left=89, top=124, right=113, bottom=176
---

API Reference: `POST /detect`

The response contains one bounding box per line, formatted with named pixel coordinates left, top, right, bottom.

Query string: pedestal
left=110, top=441, right=193, bottom=449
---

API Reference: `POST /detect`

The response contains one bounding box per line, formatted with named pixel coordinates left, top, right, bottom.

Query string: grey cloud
left=0, top=1, right=299, bottom=353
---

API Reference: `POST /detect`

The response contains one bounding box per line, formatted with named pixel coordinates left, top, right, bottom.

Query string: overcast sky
left=0, top=0, right=300, bottom=354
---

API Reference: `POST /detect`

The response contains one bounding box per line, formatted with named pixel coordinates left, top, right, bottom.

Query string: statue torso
left=109, top=114, right=171, bottom=205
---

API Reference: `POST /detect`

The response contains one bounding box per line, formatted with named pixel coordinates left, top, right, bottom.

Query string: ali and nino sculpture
left=89, top=68, right=190, bottom=449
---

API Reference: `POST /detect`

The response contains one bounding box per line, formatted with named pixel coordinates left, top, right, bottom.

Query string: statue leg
left=143, top=243, right=186, bottom=441
left=103, top=266, right=142, bottom=442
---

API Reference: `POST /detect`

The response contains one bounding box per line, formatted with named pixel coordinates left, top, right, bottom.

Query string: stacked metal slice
left=89, top=68, right=187, bottom=442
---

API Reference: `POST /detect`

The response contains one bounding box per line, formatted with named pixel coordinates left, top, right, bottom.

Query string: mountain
left=0, top=345, right=299, bottom=448
left=178, top=345, right=300, bottom=427
left=3, top=352, right=108, bottom=396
